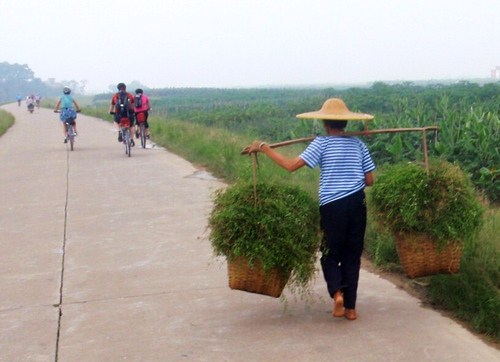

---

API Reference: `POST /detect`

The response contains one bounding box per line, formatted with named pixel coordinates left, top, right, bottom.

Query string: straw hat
left=296, top=98, right=374, bottom=121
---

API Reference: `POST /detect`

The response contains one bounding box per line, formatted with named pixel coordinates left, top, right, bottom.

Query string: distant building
left=491, top=66, right=500, bottom=79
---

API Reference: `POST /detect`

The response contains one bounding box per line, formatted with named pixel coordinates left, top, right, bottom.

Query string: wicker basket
left=227, top=257, right=290, bottom=298
left=394, top=233, right=463, bottom=279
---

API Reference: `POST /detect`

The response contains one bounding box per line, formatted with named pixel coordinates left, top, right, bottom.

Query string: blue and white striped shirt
left=300, top=136, right=375, bottom=206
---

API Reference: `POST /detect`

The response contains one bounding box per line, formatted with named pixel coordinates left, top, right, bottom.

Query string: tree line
left=0, top=62, right=85, bottom=103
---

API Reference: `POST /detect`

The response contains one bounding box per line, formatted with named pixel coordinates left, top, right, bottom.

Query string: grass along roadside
left=79, top=108, right=319, bottom=198
left=427, top=207, right=499, bottom=342
left=0, top=109, right=15, bottom=136
left=149, top=117, right=320, bottom=198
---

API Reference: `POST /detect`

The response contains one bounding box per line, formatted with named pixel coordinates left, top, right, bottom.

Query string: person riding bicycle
left=26, top=95, right=35, bottom=113
left=133, top=88, right=151, bottom=139
left=35, top=95, right=41, bottom=108
left=26, top=95, right=34, bottom=105
left=110, top=83, right=135, bottom=146
left=54, top=86, right=81, bottom=143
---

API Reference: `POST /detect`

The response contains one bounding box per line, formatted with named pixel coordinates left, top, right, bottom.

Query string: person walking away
left=244, top=98, right=375, bottom=321
left=109, top=83, right=135, bottom=146
left=54, top=86, right=81, bottom=143
left=133, top=88, right=151, bottom=139
left=16, top=95, right=22, bottom=106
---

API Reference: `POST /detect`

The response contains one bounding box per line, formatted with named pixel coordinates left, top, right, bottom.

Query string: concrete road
left=0, top=103, right=498, bottom=361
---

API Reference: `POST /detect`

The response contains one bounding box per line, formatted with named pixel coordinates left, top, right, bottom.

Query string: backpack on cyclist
left=115, top=93, right=131, bottom=118
left=134, top=94, right=143, bottom=108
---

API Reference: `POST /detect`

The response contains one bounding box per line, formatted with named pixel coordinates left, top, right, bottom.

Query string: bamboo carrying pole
left=252, top=153, right=258, bottom=206
left=242, top=126, right=439, bottom=172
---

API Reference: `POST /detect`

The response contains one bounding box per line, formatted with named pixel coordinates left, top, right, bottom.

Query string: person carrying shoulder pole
left=244, top=98, right=376, bottom=321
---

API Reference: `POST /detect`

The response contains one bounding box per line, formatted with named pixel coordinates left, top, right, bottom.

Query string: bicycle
left=65, top=119, right=77, bottom=151
left=119, top=118, right=132, bottom=157
left=55, top=109, right=79, bottom=151
left=136, top=112, right=147, bottom=148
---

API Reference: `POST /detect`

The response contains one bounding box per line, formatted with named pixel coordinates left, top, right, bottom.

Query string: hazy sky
left=2, top=0, right=499, bottom=93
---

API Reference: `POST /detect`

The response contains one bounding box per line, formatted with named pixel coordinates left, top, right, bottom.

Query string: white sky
left=1, top=0, right=499, bottom=93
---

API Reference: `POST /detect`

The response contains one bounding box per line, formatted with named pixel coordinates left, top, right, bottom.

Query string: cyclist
left=109, top=82, right=135, bottom=146
left=54, top=86, right=81, bottom=143
left=133, top=88, right=151, bottom=139
left=35, top=95, right=41, bottom=108
left=26, top=95, right=35, bottom=112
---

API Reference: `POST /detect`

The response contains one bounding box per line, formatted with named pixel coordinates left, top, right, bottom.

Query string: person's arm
left=365, top=171, right=374, bottom=186
left=73, top=99, right=81, bottom=112
left=109, top=95, right=116, bottom=114
left=129, top=94, right=135, bottom=111
left=246, top=141, right=306, bottom=172
left=54, top=98, right=61, bottom=112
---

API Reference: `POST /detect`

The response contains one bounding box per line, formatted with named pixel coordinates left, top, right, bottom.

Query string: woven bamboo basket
left=227, top=257, right=290, bottom=298
left=395, top=232, right=463, bottom=279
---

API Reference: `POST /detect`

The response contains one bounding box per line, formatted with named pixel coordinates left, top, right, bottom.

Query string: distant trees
left=0, top=61, right=85, bottom=103
left=0, top=62, right=36, bottom=83
left=0, top=62, right=46, bottom=102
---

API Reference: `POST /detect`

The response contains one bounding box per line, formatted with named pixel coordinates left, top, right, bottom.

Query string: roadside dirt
left=361, top=256, right=499, bottom=350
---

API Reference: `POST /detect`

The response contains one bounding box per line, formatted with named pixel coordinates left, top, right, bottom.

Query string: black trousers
left=319, top=189, right=367, bottom=309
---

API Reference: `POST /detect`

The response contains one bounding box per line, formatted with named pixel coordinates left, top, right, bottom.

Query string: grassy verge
left=0, top=109, right=15, bottom=136
left=149, top=117, right=320, bottom=199
left=80, top=108, right=319, bottom=195
left=427, top=207, right=499, bottom=341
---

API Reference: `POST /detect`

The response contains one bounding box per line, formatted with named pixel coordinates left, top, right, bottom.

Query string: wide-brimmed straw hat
left=296, top=98, right=374, bottom=121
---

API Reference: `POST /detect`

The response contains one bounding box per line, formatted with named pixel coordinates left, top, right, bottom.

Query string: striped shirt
left=300, top=136, right=375, bottom=206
